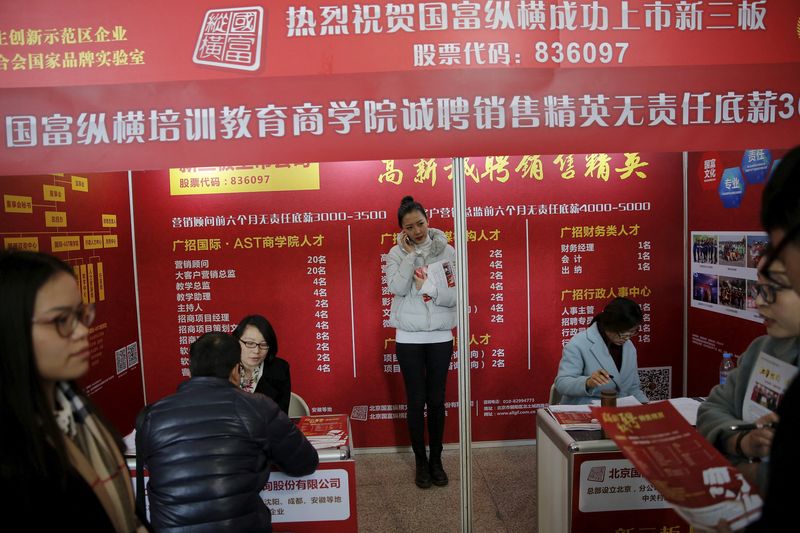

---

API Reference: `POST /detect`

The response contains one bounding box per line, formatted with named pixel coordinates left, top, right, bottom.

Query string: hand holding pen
left=586, top=369, right=614, bottom=390
left=729, top=412, right=779, bottom=460
left=729, top=422, right=777, bottom=431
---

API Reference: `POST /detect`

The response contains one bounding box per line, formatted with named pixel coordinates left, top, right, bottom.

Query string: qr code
left=638, top=366, right=672, bottom=401
left=350, top=405, right=368, bottom=422
left=115, top=347, right=128, bottom=375
left=126, top=342, right=139, bottom=368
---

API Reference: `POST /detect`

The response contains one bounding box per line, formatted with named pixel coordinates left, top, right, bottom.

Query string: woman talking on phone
left=385, top=196, right=457, bottom=489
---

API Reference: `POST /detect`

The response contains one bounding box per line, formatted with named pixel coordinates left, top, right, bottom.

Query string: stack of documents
left=304, top=431, right=348, bottom=450
left=297, top=414, right=349, bottom=450
left=547, top=405, right=600, bottom=430
left=548, top=396, right=702, bottom=431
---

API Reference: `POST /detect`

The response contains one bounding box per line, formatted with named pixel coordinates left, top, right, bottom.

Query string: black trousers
left=396, top=340, right=453, bottom=458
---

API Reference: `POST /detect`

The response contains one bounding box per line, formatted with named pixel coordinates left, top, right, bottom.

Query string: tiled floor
left=355, top=445, right=537, bottom=533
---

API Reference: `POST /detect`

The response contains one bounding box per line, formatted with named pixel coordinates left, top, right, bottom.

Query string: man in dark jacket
left=137, top=332, right=319, bottom=532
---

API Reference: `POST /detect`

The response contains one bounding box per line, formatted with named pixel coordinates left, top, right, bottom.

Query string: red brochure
left=592, top=402, right=762, bottom=530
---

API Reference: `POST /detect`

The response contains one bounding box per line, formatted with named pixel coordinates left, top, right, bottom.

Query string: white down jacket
left=386, top=227, right=457, bottom=332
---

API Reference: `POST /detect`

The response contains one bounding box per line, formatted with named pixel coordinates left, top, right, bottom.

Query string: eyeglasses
left=32, top=303, right=96, bottom=338
left=753, top=281, right=791, bottom=305
left=614, top=327, right=639, bottom=340
left=239, top=339, right=269, bottom=352
left=760, top=221, right=800, bottom=286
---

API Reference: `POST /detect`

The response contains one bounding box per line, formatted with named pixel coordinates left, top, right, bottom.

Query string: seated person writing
left=696, top=255, right=799, bottom=491
left=555, top=297, right=649, bottom=405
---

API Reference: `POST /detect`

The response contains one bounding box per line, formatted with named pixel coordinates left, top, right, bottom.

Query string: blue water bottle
left=719, top=352, right=735, bottom=385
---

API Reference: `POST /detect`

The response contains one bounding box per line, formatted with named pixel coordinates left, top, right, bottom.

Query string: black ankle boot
left=429, top=456, right=448, bottom=486
left=415, top=456, right=432, bottom=489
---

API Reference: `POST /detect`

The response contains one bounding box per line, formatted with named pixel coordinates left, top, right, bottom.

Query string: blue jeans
left=396, top=340, right=453, bottom=458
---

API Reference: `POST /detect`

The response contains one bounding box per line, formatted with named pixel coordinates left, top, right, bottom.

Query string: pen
left=729, top=422, right=776, bottom=431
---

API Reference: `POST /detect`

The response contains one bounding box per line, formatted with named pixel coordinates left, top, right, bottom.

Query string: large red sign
left=133, top=151, right=682, bottom=446
left=2, top=64, right=798, bottom=175
left=1, top=2, right=798, bottom=175
left=1, top=1, right=798, bottom=87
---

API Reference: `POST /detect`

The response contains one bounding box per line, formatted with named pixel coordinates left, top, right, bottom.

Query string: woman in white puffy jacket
left=385, top=195, right=456, bottom=489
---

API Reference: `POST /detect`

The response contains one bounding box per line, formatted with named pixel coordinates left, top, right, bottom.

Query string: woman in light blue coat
left=555, top=297, right=649, bottom=405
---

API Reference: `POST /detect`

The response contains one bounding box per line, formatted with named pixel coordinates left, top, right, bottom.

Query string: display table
left=128, top=414, right=357, bottom=532
left=271, top=414, right=357, bottom=532
left=536, top=408, right=689, bottom=533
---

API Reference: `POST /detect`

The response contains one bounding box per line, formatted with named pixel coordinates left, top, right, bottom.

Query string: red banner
left=133, top=151, right=682, bottom=446
left=2, top=64, right=798, bottom=176
left=1, top=1, right=798, bottom=88
left=1, top=2, right=799, bottom=175
left=0, top=171, right=143, bottom=430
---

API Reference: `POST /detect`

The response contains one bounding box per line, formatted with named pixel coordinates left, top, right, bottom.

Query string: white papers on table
left=583, top=397, right=701, bottom=426
left=548, top=404, right=591, bottom=413
left=306, top=430, right=348, bottom=450
left=652, top=397, right=702, bottom=426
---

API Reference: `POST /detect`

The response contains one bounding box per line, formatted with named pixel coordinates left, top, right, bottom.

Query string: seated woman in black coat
left=232, top=314, right=291, bottom=414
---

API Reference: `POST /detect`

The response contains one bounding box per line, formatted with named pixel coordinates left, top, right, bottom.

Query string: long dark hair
left=232, top=314, right=279, bottom=363
left=591, top=297, right=643, bottom=333
left=0, top=250, right=76, bottom=484
left=397, top=195, right=427, bottom=228
left=762, top=146, right=800, bottom=242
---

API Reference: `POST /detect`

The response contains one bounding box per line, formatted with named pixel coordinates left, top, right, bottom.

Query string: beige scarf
left=55, top=382, right=144, bottom=532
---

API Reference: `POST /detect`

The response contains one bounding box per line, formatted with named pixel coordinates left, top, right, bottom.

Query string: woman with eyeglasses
left=0, top=250, right=143, bottom=531
left=232, top=314, right=291, bottom=414
left=697, top=254, right=800, bottom=494
left=737, top=145, right=800, bottom=533
left=554, top=297, right=649, bottom=405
